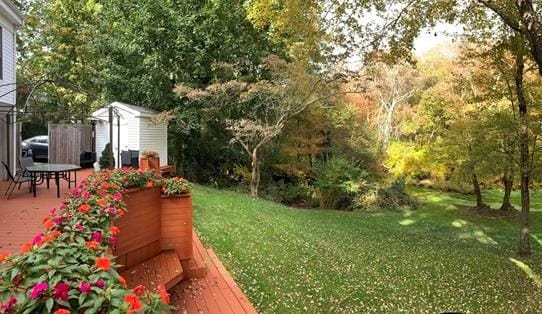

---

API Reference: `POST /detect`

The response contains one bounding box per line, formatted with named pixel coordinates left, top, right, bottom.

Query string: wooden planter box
left=115, top=186, right=162, bottom=270
left=140, top=157, right=160, bottom=171
left=160, top=194, right=193, bottom=260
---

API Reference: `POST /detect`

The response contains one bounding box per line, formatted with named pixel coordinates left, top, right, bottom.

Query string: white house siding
left=139, top=117, right=168, bottom=166
left=0, top=0, right=21, bottom=180
left=94, top=120, right=109, bottom=165
left=0, top=13, right=16, bottom=105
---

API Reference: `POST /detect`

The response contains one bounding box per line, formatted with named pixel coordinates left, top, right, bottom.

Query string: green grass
left=192, top=186, right=542, bottom=313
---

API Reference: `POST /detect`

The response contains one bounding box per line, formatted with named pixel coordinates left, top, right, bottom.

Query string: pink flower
left=75, top=224, right=85, bottom=231
left=30, top=282, right=48, bottom=299
left=92, top=280, right=105, bottom=289
left=54, top=282, right=70, bottom=301
left=79, top=282, right=91, bottom=293
left=32, top=233, right=43, bottom=246
left=109, top=236, right=117, bottom=244
left=53, top=216, right=63, bottom=225
left=81, top=191, right=91, bottom=199
left=91, top=231, right=102, bottom=242
left=0, top=296, right=17, bottom=312
left=113, top=192, right=122, bottom=200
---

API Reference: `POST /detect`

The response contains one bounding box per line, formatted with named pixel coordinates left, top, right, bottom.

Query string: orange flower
left=85, top=241, right=100, bottom=249
left=158, top=285, right=170, bottom=304
left=101, top=182, right=110, bottom=189
left=78, top=204, right=91, bottom=214
left=42, top=215, right=54, bottom=229
left=124, top=294, right=142, bottom=311
left=49, top=231, right=62, bottom=239
left=145, top=181, right=153, bottom=188
left=132, top=284, right=145, bottom=295
left=41, top=235, right=54, bottom=245
left=44, top=220, right=54, bottom=229
left=0, top=252, right=10, bottom=262
left=96, top=257, right=111, bottom=271
left=21, top=242, right=33, bottom=253
left=97, top=198, right=107, bottom=207
left=118, top=275, right=127, bottom=287
left=54, top=309, right=71, bottom=314
left=110, top=226, right=120, bottom=236
left=41, top=215, right=51, bottom=224
left=117, top=209, right=125, bottom=217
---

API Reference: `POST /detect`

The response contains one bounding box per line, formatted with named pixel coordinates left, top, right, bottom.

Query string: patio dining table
left=26, top=164, right=81, bottom=198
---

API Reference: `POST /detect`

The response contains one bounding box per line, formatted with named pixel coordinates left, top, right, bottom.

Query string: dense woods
left=14, top=0, right=542, bottom=256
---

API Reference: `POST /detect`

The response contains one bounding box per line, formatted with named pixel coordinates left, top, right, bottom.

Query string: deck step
left=120, top=250, right=183, bottom=291
left=180, top=235, right=208, bottom=279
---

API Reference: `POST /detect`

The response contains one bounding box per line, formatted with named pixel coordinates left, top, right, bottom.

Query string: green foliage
left=314, top=158, right=366, bottom=210
left=161, top=177, right=191, bottom=195
left=98, top=143, right=114, bottom=170
left=141, top=150, right=159, bottom=159
left=121, top=168, right=161, bottom=190
left=354, top=180, right=417, bottom=212
left=263, top=181, right=311, bottom=205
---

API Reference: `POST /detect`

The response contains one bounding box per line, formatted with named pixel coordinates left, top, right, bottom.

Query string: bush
left=264, top=181, right=310, bottom=205
left=354, top=179, right=417, bottom=212
left=98, top=143, right=115, bottom=169
left=314, top=158, right=366, bottom=210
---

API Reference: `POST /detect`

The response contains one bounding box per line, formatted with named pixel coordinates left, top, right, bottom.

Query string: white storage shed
left=91, top=102, right=168, bottom=168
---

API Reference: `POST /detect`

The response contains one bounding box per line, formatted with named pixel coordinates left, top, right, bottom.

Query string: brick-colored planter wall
left=115, top=186, right=162, bottom=270
left=160, top=194, right=193, bottom=260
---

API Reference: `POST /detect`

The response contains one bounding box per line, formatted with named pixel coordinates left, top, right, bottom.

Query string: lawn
left=192, top=186, right=542, bottom=313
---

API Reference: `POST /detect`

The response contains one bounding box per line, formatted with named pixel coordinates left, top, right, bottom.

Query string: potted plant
left=140, top=150, right=160, bottom=171
left=160, top=177, right=193, bottom=260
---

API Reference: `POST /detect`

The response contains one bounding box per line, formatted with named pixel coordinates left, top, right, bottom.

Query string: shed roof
left=91, top=102, right=160, bottom=119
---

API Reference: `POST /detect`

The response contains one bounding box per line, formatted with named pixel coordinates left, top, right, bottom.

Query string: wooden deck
left=171, top=234, right=257, bottom=314
left=0, top=169, right=94, bottom=252
left=0, top=170, right=257, bottom=314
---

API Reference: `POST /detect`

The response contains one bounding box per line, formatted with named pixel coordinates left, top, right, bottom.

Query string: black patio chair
left=130, top=150, right=139, bottom=169
left=2, top=161, right=33, bottom=200
left=121, top=150, right=131, bottom=168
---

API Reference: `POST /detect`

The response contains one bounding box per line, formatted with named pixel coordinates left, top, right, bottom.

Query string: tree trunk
left=514, top=46, right=531, bottom=256
left=249, top=150, right=260, bottom=197
left=517, top=0, right=542, bottom=76
left=500, top=174, right=514, bottom=211
left=472, top=173, right=484, bottom=208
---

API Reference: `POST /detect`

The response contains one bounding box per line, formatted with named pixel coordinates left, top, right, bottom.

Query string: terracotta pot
left=148, top=157, right=160, bottom=170
left=160, top=193, right=193, bottom=260
left=139, top=158, right=150, bottom=170
left=115, top=186, right=162, bottom=270
left=140, top=157, right=160, bottom=170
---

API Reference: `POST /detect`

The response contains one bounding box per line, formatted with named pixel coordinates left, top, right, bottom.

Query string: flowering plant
left=141, top=150, right=159, bottom=159
left=120, top=167, right=161, bottom=189
left=161, top=177, right=191, bottom=195
left=0, top=169, right=169, bottom=313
